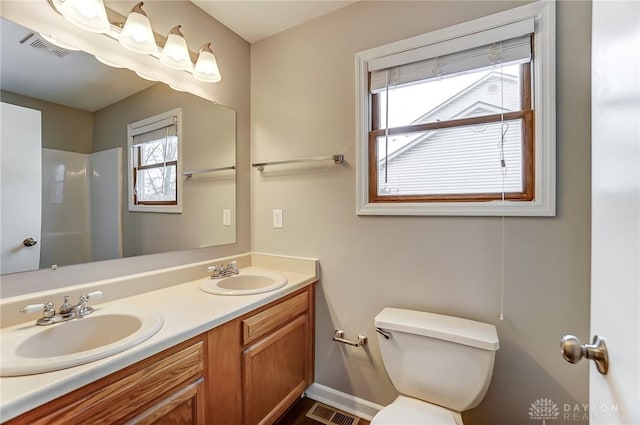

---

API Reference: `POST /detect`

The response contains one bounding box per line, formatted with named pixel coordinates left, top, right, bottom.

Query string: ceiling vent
left=19, top=33, right=74, bottom=59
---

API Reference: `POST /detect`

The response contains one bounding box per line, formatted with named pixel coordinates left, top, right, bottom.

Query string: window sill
left=356, top=198, right=555, bottom=217
left=129, top=205, right=182, bottom=214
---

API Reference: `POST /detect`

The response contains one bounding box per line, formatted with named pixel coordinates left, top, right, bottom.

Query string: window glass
left=136, top=165, right=177, bottom=202
left=374, top=63, right=527, bottom=199
left=376, top=119, right=523, bottom=196
left=127, top=109, right=182, bottom=212
left=138, top=137, right=178, bottom=166
left=377, top=64, right=522, bottom=129
left=133, top=126, right=178, bottom=205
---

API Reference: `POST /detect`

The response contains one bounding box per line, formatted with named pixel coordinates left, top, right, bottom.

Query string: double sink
left=0, top=268, right=287, bottom=377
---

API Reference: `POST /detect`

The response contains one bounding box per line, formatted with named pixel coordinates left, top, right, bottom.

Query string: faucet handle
left=229, top=261, right=238, bottom=272
left=87, top=291, right=103, bottom=300
left=208, top=265, right=220, bottom=278
left=78, top=291, right=102, bottom=307
left=59, top=296, right=72, bottom=315
left=76, top=291, right=103, bottom=318
left=21, top=303, right=47, bottom=315
left=21, top=302, right=55, bottom=318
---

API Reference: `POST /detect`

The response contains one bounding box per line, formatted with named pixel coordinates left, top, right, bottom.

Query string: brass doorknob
left=23, top=238, right=37, bottom=247
left=561, top=334, right=608, bottom=375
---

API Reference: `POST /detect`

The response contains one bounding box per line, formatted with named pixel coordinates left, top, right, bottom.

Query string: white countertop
left=0, top=256, right=318, bottom=422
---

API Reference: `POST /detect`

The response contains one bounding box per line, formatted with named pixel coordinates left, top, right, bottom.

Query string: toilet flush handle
left=375, top=327, right=391, bottom=339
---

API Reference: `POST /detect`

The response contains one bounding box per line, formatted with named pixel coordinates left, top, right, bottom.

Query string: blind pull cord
left=384, top=69, right=390, bottom=185
left=497, top=42, right=507, bottom=322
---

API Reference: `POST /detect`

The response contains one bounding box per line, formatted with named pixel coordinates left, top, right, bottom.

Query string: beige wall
left=251, top=1, right=592, bottom=424
left=0, top=1, right=251, bottom=295
left=1, top=90, right=93, bottom=153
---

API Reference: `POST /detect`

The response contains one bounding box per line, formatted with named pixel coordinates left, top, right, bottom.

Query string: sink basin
left=200, top=270, right=288, bottom=295
left=0, top=307, right=163, bottom=376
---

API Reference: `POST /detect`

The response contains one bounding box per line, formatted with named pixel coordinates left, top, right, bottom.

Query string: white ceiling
left=190, top=1, right=357, bottom=43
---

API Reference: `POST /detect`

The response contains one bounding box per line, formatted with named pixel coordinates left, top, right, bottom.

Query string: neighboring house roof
left=410, top=72, right=518, bottom=125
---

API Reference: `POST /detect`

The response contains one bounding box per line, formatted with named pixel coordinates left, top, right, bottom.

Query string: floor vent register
left=305, top=402, right=360, bottom=425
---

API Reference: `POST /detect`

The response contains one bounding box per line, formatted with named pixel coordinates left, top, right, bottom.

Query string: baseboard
left=304, top=383, right=384, bottom=421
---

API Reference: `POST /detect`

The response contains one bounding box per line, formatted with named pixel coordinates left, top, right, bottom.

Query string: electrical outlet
left=223, top=209, right=231, bottom=226
left=273, top=209, right=283, bottom=229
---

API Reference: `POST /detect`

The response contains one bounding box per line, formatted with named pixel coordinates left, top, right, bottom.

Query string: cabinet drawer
left=242, top=292, right=308, bottom=345
left=13, top=340, right=204, bottom=425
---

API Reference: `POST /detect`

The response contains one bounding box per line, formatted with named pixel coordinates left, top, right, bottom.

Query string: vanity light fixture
left=56, top=0, right=110, bottom=34
left=40, top=33, right=80, bottom=51
left=160, top=25, right=193, bottom=72
left=47, top=0, right=222, bottom=83
left=119, top=2, right=157, bottom=55
left=194, top=43, right=222, bottom=83
left=95, top=55, right=125, bottom=69
left=169, top=84, right=188, bottom=92
left=135, top=71, right=159, bottom=82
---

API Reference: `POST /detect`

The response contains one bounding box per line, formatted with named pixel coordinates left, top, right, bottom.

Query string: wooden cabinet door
left=242, top=314, right=310, bottom=425
left=125, top=378, right=205, bottom=425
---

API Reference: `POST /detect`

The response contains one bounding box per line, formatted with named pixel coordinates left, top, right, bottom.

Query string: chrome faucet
left=21, top=291, right=103, bottom=326
left=208, top=261, right=239, bottom=279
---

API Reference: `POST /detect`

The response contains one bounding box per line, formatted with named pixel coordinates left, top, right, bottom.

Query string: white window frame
left=355, top=1, right=556, bottom=216
left=127, top=108, right=183, bottom=213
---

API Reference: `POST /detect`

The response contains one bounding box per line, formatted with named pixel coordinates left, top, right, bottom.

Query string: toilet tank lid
left=375, top=308, right=500, bottom=351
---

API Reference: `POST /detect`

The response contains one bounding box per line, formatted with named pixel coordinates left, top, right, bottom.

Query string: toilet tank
left=374, top=308, right=500, bottom=412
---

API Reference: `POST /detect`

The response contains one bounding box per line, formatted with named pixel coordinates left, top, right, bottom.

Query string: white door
left=0, top=102, right=42, bottom=274
left=590, top=1, right=640, bottom=423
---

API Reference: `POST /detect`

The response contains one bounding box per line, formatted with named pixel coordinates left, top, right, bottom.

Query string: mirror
left=0, top=16, right=236, bottom=275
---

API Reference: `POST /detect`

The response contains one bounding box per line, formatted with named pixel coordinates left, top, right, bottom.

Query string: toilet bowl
left=372, top=395, right=462, bottom=424
left=371, top=308, right=500, bottom=425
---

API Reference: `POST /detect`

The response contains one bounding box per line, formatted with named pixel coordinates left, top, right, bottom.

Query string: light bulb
left=119, top=2, right=157, bottom=55
left=194, top=43, right=222, bottom=83
left=160, top=25, right=193, bottom=72
left=59, top=0, right=110, bottom=33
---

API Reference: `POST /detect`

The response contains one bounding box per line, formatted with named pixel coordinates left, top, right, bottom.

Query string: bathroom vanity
left=0, top=254, right=317, bottom=425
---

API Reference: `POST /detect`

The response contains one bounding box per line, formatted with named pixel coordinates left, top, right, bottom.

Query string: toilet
left=372, top=308, right=500, bottom=425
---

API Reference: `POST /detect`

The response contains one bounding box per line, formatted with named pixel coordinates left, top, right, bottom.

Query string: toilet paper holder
left=333, top=330, right=367, bottom=347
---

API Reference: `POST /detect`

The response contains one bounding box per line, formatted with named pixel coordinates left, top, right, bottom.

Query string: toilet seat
left=371, top=396, right=461, bottom=425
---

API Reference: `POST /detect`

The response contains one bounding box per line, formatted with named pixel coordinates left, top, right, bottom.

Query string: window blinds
left=129, top=114, right=177, bottom=138
left=132, top=123, right=177, bottom=146
left=370, top=19, right=534, bottom=94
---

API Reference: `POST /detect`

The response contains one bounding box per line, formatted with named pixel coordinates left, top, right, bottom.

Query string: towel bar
left=252, top=154, right=344, bottom=172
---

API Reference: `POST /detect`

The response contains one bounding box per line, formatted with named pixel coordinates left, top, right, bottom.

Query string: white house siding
left=379, top=119, right=523, bottom=195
